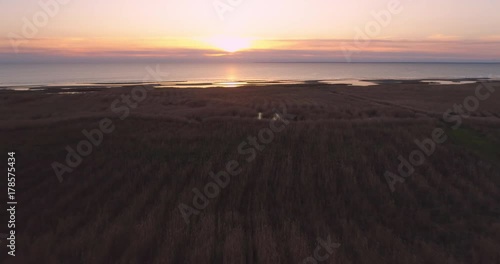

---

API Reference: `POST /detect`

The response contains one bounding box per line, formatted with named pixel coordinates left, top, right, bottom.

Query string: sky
left=1, top=0, right=500, bottom=63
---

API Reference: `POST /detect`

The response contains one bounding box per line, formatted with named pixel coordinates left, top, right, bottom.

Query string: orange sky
left=1, top=0, right=500, bottom=62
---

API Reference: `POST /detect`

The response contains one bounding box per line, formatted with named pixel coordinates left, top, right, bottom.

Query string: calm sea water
left=1, top=63, right=499, bottom=86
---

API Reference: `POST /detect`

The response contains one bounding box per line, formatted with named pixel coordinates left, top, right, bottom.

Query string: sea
left=1, top=62, right=499, bottom=87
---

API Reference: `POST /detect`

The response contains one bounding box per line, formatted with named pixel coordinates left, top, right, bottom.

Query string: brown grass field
left=1, top=82, right=500, bottom=263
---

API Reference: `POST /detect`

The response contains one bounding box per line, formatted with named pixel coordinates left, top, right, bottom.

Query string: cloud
left=426, top=34, right=463, bottom=41
left=478, top=35, right=500, bottom=41
left=1, top=37, right=500, bottom=63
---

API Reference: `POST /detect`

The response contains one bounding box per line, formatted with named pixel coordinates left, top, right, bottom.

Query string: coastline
left=1, top=81, right=499, bottom=128
left=0, top=77, right=496, bottom=91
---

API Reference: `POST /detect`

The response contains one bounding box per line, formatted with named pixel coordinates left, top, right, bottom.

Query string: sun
left=207, top=36, right=252, bottom=53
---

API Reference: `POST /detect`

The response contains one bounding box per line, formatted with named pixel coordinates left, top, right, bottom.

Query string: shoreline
left=1, top=81, right=499, bottom=128
left=1, top=77, right=496, bottom=91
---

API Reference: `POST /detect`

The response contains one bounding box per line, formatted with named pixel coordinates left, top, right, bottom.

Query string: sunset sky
left=1, top=0, right=500, bottom=62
